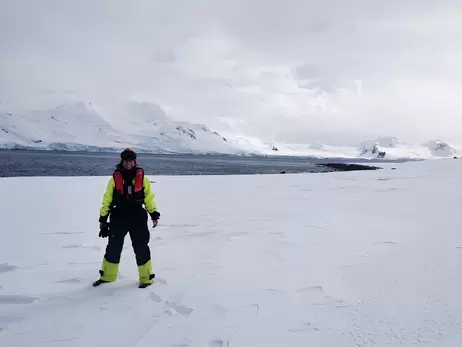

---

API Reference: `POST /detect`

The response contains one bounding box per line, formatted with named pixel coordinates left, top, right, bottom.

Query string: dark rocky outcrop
left=176, top=126, right=196, bottom=140
left=319, top=163, right=381, bottom=171
left=359, top=143, right=387, bottom=159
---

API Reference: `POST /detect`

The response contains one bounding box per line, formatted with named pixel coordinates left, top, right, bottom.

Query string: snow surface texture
left=1, top=101, right=459, bottom=159
left=1, top=159, right=462, bottom=346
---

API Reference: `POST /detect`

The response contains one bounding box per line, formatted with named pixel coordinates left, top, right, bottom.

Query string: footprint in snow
left=179, top=231, right=218, bottom=239
left=0, top=316, right=22, bottom=331
left=209, top=339, right=230, bottom=347
left=296, top=286, right=344, bottom=306
left=245, top=303, right=260, bottom=314
left=288, top=328, right=319, bottom=333
left=174, top=305, right=194, bottom=316
left=149, top=292, right=162, bottom=302
left=296, top=285, right=324, bottom=293
left=154, top=277, right=168, bottom=285
left=56, top=277, right=82, bottom=284
left=62, top=244, right=100, bottom=251
left=264, top=288, right=286, bottom=296
left=0, top=295, right=38, bottom=304
left=269, top=231, right=284, bottom=235
left=164, top=301, right=194, bottom=316
left=226, top=231, right=248, bottom=237
left=288, top=322, right=320, bottom=333
left=36, top=231, right=85, bottom=235
left=67, top=261, right=101, bottom=265
left=341, top=264, right=358, bottom=268
left=211, top=304, right=227, bottom=316
left=165, top=224, right=199, bottom=228
left=42, top=337, right=79, bottom=344
left=0, top=263, right=18, bottom=275
left=172, top=338, right=192, bottom=347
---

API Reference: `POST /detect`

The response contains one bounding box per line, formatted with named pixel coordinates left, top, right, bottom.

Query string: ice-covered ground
left=1, top=159, right=462, bottom=346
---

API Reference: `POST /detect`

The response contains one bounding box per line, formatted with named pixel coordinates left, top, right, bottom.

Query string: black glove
left=99, top=222, right=110, bottom=238
left=150, top=211, right=160, bottom=220
left=149, top=211, right=160, bottom=228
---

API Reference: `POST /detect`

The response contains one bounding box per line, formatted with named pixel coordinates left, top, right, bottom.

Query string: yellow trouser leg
left=99, top=257, right=119, bottom=282
left=138, top=260, right=154, bottom=284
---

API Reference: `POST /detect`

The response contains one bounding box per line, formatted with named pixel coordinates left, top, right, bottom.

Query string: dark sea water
left=0, top=149, right=388, bottom=177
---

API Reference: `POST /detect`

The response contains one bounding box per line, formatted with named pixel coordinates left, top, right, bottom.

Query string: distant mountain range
left=1, top=101, right=459, bottom=160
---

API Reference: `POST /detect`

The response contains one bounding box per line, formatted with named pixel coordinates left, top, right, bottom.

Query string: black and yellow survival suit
left=95, top=165, right=160, bottom=287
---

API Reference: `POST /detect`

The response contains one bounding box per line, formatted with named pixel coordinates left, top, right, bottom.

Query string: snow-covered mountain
left=0, top=102, right=253, bottom=155
left=1, top=103, right=120, bottom=151
left=422, top=140, right=457, bottom=157
left=233, top=136, right=460, bottom=160
left=0, top=102, right=459, bottom=160
left=358, top=136, right=458, bottom=160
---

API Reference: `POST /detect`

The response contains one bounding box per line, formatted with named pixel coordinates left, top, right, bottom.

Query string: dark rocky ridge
left=319, top=163, right=381, bottom=171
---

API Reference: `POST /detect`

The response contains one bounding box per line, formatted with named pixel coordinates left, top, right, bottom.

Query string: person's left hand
left=149, top=211, right=160, bottom=229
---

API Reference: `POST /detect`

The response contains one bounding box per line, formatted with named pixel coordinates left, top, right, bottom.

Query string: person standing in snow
left=93, top=148, right=160, bottom=288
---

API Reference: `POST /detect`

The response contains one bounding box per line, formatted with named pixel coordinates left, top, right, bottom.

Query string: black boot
left=138, top=274, right=155, bottom=288
left=138, top=282, right=152, bottom=288
left=93, top=270, right=111, bottom=287
left=93, top=279, right=110, bottom=287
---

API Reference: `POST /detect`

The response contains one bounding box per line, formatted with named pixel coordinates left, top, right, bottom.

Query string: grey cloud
left=1, top=0, right=461, bottom=145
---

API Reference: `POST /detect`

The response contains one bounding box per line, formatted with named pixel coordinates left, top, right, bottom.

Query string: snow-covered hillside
left=357, top=137, right=459, bottom=160
left=240, top=136, right=459, bottom=160
left=422, top=140, right=458, bottom=157
left=0, top=102, right=250, bottom=155
left=1, top=159, right=462, bottom=346
left=0, top=101, right=459, bottom=160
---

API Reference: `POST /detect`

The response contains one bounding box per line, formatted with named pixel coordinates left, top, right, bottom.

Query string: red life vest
left=112, top=168, right=145, bottom=207
left=114, top=168, right=144, bottom=195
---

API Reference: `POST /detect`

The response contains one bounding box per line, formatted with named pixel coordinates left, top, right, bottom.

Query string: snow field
left=0, top=159, right=462, bottom=346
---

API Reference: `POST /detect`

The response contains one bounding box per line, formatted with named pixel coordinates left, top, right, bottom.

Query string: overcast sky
left=1, top=0, right=461, bottom=145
